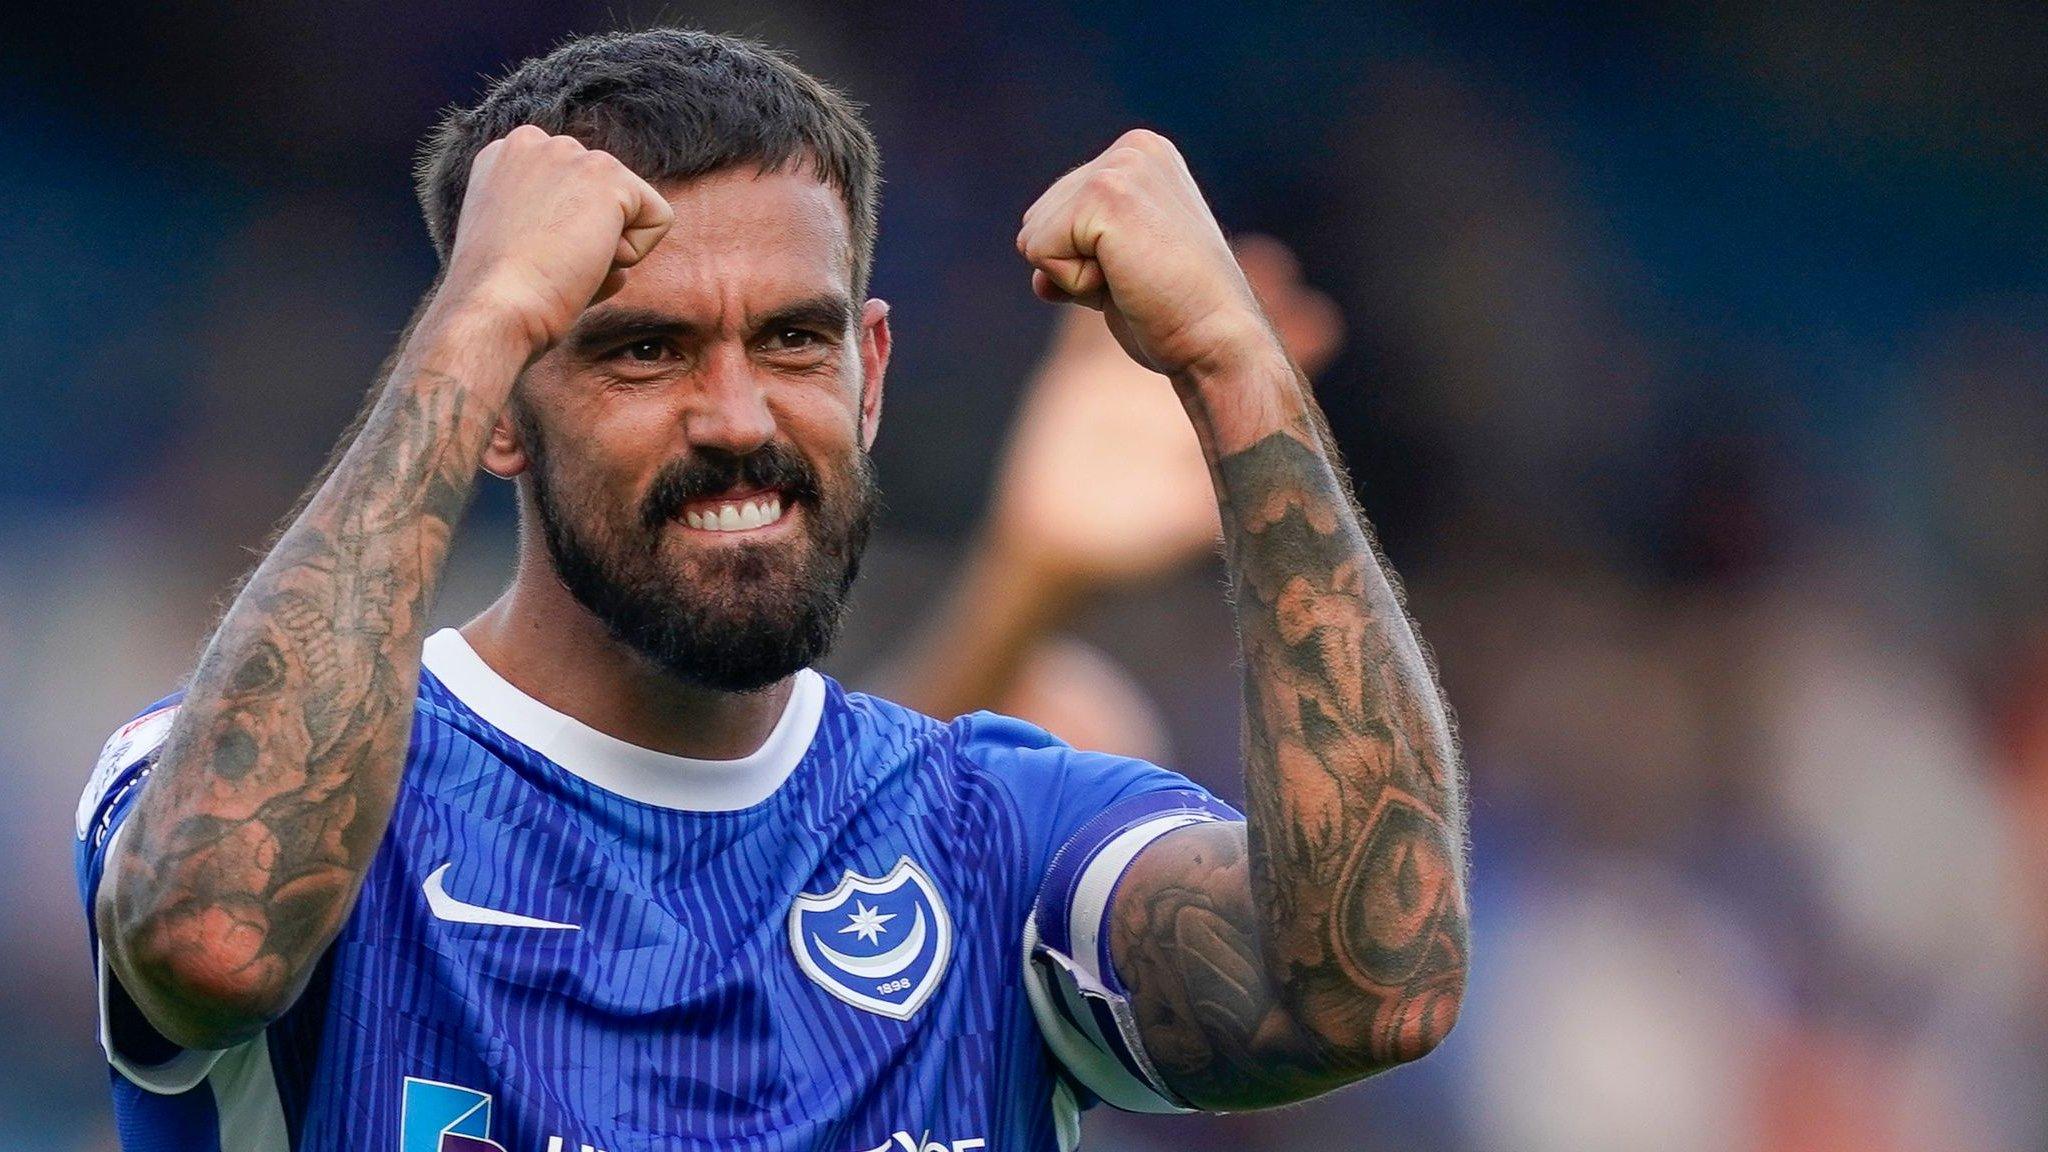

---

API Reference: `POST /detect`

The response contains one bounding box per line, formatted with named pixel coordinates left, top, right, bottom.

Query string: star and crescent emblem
left=839, top=900, right=897, bottom=945
left=788, top=856, right=953, bottom=1020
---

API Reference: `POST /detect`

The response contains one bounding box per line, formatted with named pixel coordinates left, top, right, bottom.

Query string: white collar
left=421, top=627, right=824, bottom=812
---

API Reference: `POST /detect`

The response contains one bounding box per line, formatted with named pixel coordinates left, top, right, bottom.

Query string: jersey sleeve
left=950, top=712, right=1242, bottom=1114
left=73, top=693, right=225, bottom=1094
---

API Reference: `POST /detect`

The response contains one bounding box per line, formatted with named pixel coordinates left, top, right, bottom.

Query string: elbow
left=1304, top=966, right=1465, bottom=1073
left=101, top=897, right=292, bottom=1049
left=1371, top=966, right=1466, bottom=1067
left=1384, top=971, right=1466, bottom=1065
left=1280, top=967, right=1467, bottom=1078
left=149, top=943, right=293, bottom=1045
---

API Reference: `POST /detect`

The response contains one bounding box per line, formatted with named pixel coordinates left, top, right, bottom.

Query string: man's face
left=493, top=166, right=889, bottom=693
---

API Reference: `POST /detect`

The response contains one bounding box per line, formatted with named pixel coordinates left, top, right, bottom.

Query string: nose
left=682, top=342, right=777, bottom=456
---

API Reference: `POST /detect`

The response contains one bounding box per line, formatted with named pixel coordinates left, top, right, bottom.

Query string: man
left=75, top=28, right=1467, bottom=1151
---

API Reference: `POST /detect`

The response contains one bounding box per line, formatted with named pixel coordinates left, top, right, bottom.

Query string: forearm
left=1196, top=351, right=1468, bottom=1064
left=98, top=301, right=525, bottom=1048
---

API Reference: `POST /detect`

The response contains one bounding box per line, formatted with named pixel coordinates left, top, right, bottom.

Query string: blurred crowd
left=4, top=2, right=2046, bottom=1149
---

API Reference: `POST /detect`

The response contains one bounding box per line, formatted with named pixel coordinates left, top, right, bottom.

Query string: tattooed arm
left=94, top=324, right=508, bottom=1051
left=94, top=125, right=674, bottom=1051
left=1108, top=396, right=1468, bottom=1107
left=1017, top=131, right=1468, bottom=1109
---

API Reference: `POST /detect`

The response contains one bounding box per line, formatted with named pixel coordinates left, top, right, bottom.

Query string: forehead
left=614, top=166, right=855, bottom=314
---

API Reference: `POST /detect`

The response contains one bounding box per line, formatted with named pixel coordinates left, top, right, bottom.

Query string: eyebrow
left=564, top=307, right=699, bottom=357
left=753, top=294, right=857, bottom=338
left=565, top=295, right=858, bottom=357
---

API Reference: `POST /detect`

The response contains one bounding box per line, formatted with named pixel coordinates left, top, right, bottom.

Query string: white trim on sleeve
left=97, top=943, right=225, bottom=1095
left=1027, top=811, right=1225, bottom=1114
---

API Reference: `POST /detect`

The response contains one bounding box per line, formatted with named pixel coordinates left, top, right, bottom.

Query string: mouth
left=673, top=487, right=792, bottom=535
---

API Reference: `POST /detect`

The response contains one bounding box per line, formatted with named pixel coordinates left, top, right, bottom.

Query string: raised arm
left=873, top=237, right=1342, bottom=729
left=94, top=126, right=673, bottom=1050
left=1016, top=130, right=1469, bottom=1110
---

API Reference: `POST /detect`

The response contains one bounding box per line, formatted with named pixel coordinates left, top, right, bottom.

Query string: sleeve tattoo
left=1110, top=413, right=1470, bottom=1110
left=98, top=355, right=495, bottom=1049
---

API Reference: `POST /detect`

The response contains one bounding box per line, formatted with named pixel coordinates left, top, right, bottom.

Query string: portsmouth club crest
left=789, top=856, right=952, bottom=1020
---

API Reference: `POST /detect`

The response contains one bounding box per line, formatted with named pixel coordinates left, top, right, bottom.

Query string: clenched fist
left=438, top=125, right=675, bottom=357
left=1016, top=129, right=1282, bottom=387
left=992, top=235, right=1344, bottom=590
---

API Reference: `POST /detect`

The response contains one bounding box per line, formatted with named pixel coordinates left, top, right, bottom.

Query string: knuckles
left=1084, top=167, right=1136, bottom=205
left=482, top=125, right=597, bottom=164
left=1083, top=134, right=1189, bottom=210
left=469, top=128, right=641, bottom=198
left=1113, top=126, right=1172, bottom=155
left=494, top=123, right=556, bottom=155
left=1102, top=145, right=1153, bottom=173
left=1013, top=129, right=1190, bottom=248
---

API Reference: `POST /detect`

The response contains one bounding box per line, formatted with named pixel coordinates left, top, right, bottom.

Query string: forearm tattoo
left=1111, top=408, right=1469, bottom=1109
left=103, top=362, right=491, bottom=1045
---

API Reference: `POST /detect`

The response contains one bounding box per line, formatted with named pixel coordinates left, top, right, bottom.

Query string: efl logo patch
left=401, top=1077, right=505, bottom=1152
left=789, top=856, right=952, bottom=1020
left=77, top=704, right=178, bottom=840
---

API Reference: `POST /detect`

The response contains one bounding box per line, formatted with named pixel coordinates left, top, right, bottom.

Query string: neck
left=461, top=554, right=794, bottom=762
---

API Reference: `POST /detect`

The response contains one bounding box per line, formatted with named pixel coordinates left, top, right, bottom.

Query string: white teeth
left=682, top=495, right=784, bottom=531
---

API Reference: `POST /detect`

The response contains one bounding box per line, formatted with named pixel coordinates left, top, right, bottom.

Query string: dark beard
left=522, top=417, right=876, bottom=694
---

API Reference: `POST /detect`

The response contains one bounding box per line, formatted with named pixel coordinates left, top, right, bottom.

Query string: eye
left=766, top=328, right=822, bottom=352
left=621, top=338, right=669, bottom=363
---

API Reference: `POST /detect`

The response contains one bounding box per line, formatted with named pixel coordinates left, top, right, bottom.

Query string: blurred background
left=5, top=1, right=2047, bottom=1148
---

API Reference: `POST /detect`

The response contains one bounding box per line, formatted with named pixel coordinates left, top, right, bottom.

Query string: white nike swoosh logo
left=422, top=863, right=581, bottom=930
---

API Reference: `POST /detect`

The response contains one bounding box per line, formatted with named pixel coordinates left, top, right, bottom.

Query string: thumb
left=614, top=176, right=674, bottom=266
left=1033, top=258, right=1108, bottom=308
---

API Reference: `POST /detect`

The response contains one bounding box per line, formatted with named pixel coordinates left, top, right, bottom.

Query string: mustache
left=639, top=444, right=824, bottom=531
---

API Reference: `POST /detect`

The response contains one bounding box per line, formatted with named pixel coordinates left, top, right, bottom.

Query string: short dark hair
left=415, top=28, right=881, bottom=294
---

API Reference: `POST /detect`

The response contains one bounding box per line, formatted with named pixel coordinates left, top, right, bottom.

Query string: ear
left=856, top=298, right=891, bottom=451
left=481, top=408, right=530, bottom=479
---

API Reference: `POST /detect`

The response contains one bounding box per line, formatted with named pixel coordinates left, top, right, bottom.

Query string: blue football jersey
left=75, top=629, right=1240, bottom=1152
